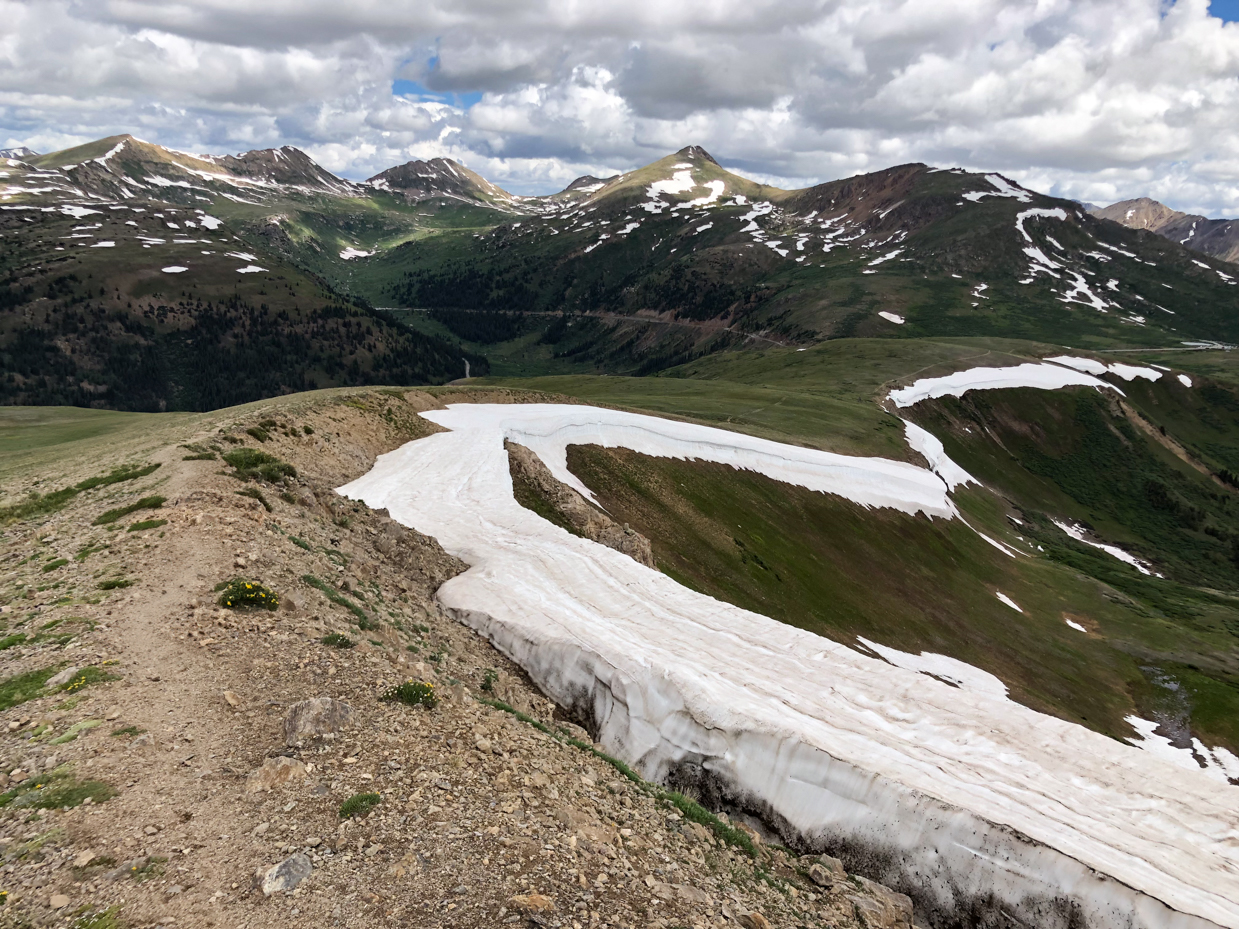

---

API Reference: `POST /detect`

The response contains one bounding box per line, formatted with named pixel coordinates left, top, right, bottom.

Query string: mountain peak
left=676, top=145, right=719, bottom=165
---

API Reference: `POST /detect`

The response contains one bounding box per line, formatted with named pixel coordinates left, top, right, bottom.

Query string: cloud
left=2, top=0, right=1239, bottom=214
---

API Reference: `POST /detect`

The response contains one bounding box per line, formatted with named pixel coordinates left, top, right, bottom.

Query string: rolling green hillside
left=491, top=340, right=1239, bottom=758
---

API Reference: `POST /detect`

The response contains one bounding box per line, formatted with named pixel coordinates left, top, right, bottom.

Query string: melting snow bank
left=889, top=362, right=1118, bottom=408
left=341, top=403, right=1239, bottom=929
left=1053, top=519, right=1160, bottom=576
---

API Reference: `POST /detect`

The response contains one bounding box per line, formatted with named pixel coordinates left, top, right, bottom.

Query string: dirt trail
left=0, top=388, right=913, bottom=929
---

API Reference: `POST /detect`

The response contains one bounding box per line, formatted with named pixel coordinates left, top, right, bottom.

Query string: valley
left=5, top=134, right=1239, bottom=928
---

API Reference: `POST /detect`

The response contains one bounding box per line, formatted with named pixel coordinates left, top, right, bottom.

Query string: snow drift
left=340, top=403, right=1239, bottom=929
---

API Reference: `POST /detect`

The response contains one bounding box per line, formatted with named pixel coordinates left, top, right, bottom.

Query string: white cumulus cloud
left=0, top=0, right=1237, bottom=214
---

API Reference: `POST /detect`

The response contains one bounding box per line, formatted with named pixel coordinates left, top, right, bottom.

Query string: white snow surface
left=889, top=363, right=1117, bottom=408
left=339, top=247, right=373, bottom=260
left=160, top=266, right=188, bottom=273
left=1046, top=356, right=1163, bottom=382
left=340, top=402, right=1239, bottom=929
left=962, top=174, right=1032, bottom=202
left=1052, top=519, right=1157, bottom=576
left=901, top=421, right=975, bottom=491
left=856, top=637, right=1008, bottom=698
left=877, top=311, right=905, bottom=324
left=1180, top=374, right=1194, bottom=388
left=995, top=591, right=1023, bottom=612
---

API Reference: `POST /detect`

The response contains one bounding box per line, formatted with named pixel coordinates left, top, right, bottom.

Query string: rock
left=222, top=690, right=242, bottom=708
left=50, top=894, right=70, bottom=909
left=855, top=877, right=915, bottom=929
left=128, top=733, right=158, bottom=754
left=261, top=852, right=312, bottom=896
left=45, top=666, right=80, bottom=689
left=283, top=697, right=354, bottom=745
left=737, top=913, right=771, bottom=929
left=809, top=863, right=835, bottom=887
left=475, top=737, right=492, bottom=754
left=682, top=822, right=712, bottom=844
left=73, top=850, right=95, bottom=868
left=246, top=756, right=308, bottom=793
left=508, top=893, right=556, bottom=914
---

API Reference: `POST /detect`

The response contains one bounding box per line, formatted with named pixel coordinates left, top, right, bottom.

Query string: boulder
left=737, top=913, right=771, bottom=929
left=261, top=852, right=312, bottom=895
left=508, top=893, right=556, bottom=914
left=245, top=756, right=308, bottom=793
left=45, top=666, right=80, bottom=689
left=283, top=697, right=354, bottom=746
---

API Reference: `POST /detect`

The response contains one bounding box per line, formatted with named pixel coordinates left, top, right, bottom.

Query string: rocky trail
left=0, top=389, right=913, bottom=929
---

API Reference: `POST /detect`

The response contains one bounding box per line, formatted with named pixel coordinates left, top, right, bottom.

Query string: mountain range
left=1089, top=197, right=1239, bottom=265
left=3, top=133, right=1239, bottom=406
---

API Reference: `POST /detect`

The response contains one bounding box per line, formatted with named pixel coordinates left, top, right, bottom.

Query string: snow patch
left=340, top=247, right=373, bottom=260
left=962, top=175, right=1032, bottom=203
left=1052, top=519, right=1158, bottom=576
left=340, top=402, right=1239, bottom=929
left=902, top=421, right=975, bottom=490
left=856, top=637, right=1008, bottom=698
left=889, top=363, right=1117, bottom=408
left=236, top=265, right=267, bottom=274
left=995, top=592, right=1023, bottom=612
left=160, top=266, right=188, bottom=273
left=878, top=311, right=905, bottom=325
left=1179, top=374, right=1193, bottom=388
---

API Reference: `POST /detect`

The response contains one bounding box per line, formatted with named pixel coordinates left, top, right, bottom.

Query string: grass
left=235, top=487, right=272, bottom=511
left=0, top=766, right=116, bottom=810
left=97, top=578, right=133, bottom=590
left=302, top=574, right=377, bottom=629
left=0, top=463, right=160, bottom=525
left=127, top=518, right=167, bottom=532
left=321, top=633, right=355, bottom=648
left=0, top=633, right=26, bottom=651
left=93, top=494, right=165, bottom=526
left=42, top=558, right=68, bottom=572
left=110, top=725, right=143, bottom=737
left=0, top=665, right=64, bottom=711
left=222, top=447, right=296, bottom=483
left=58, top=666, right=120, bottom=694
left=339, top=792, right=381, bottom=818
left=51, top=719, right=101, bottom=744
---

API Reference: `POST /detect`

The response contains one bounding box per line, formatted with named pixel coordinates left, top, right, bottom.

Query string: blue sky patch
left=1209, top=0, right=1239, bottom=22
left=391, top=79, right=482, bottom=109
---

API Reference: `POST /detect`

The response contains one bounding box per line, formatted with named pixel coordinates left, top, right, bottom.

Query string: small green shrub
left=302, top=424, right=314, bottom=435
left=235, top=487, right=271, bottom=511
left=217, top=578, right=280, bottom=610
left=182, top=452, right=216, bottom=461
left=94, top=495, right=165, bottom=526
left=321, top=633, right=355, bottom=648
left=246, top=426, right=271, bottom=443
left=302, top=574, right=376, bottom=629
left=97, top=578, right=133, bottom=590
left=110, top=725, right=143, bottom=737
left=51, top=719, right=101, bottom=744
left=290, top=535, right=312, bottom=551
left=259, top=418, right=278, bottom=428
left=59, top=666, right=120, bottom=694
left=42, top=558, right=68, bottom=573
left=279, top=491, right=296, bottom=504
left=0, top=633, right=26, bottom=651
left=222, top=448, right=297, bottom=483
left=127, top=519, right=167, bottom=532
left=70, top=905, right=124, bottom=929
left=381, top=679, right=437, bottom=709
left=480, top=669, right=499, bottom=693
left=339, top=792, right=381, bottom=818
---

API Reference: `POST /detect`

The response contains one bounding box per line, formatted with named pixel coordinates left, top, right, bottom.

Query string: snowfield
left=341, top=403, right=1239, bottom=929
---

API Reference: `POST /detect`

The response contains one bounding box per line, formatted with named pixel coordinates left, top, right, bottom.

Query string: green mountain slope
left=490, top=339, right=1239, bottom=758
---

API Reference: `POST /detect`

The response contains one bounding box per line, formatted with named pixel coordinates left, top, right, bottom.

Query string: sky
left=2, top=0, right=1239, bottom=216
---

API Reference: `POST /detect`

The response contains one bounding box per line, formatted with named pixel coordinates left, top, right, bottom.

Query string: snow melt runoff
left=341, top=402, right=1239, bottom=929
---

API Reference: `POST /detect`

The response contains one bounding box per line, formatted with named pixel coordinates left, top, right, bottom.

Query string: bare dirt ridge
left=0, top=387, right=914, bottom=929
